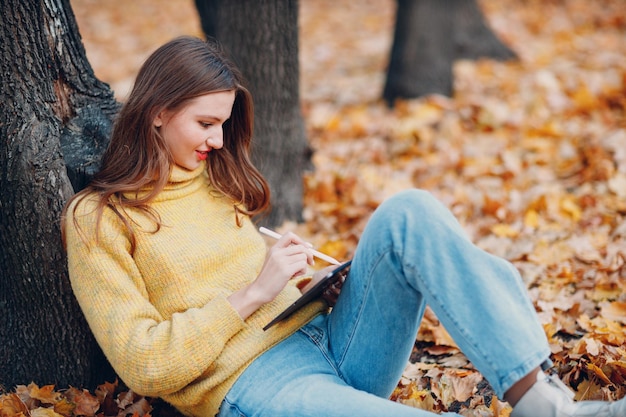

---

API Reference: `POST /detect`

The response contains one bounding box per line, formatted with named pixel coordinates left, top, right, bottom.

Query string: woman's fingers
left=274, top=231, right=309, bottom=248
left=249, top=231, right=318, bottom=304
left=270, top=232, right=314, bottom=266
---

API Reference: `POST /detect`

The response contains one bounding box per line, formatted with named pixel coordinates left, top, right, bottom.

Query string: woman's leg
left=221, top=189, right=624, bottom=417
left=326, top=189, right=550, bottom=398
left=218, top=322, right=460, bottom=417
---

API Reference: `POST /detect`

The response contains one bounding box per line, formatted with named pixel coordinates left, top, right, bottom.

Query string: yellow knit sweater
left=64, top=163, right=325, bottom=416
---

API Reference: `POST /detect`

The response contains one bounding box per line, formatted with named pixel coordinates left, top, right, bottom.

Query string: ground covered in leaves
left=2, top=0, right=624, bottom=416
left=296, top=0, right=626, bottom=414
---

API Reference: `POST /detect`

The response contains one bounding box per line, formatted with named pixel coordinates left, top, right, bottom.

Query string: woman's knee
left=365, top=189, right=463, bottom=245
left=375, top=189, right=443, bottom=221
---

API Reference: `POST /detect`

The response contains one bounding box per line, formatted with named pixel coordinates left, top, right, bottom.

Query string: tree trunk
left=383, top=0, right=456, bottom=104
left=0, top=0, right=118, bottom=389
left=195, top=0, right=309, bottom=227
left=383, top=0, right=516, bottom=106
left=455, top=0, right=516, bottom=60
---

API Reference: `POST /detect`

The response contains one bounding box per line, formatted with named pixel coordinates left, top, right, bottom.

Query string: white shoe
left=511, top=371, right=626, bottom=417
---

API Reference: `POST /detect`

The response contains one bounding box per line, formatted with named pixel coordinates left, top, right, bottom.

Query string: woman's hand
left=300, top=264, right=347, bottom=308
left=253, top=232, right=315, bottom=301
left=228, top=232, right=314, bottom=319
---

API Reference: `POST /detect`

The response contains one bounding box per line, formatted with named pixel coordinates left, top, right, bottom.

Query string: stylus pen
left=259, top=227, right=342, bottom=265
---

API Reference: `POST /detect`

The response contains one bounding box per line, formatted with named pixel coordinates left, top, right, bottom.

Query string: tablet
left=263, top=260, right=351, bottom=330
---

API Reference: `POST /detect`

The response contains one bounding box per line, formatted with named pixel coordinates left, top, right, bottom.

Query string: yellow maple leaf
left=30, top=408, right=64, bottom=417
left=560, top=197, right=582, bottom=222
left=524, top=209, right=540, bottom=228
left=491, top=223, right=519, bottom=238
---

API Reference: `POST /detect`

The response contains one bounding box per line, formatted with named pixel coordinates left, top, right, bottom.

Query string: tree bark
left=195, top=0, right=310, bottom=227
left=383, top=0, right=516, bottom=106
left=383, top=0, right=456, bottom=104
left=455, top=0, right=516, bottom=60
left=0, top=0, right=117, bottom=389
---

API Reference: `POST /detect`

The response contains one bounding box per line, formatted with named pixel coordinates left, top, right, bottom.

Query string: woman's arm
left=228, top=232, right=314, bottom=319
left=65, top=200, right=246, bottom=397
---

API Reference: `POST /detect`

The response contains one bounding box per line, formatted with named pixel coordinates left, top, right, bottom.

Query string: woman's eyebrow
left=197, top=114, right=230, bottom=121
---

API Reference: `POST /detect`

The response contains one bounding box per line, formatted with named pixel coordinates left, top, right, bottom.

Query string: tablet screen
left=263, top=261, right=351, bottom=330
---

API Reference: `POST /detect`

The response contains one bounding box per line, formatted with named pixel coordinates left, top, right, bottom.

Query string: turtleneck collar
left=169, top=161, right=207, bottom=184
left=150, top=162, right=209, bottom=202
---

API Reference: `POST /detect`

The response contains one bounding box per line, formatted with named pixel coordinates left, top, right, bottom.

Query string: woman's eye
left=200, top=122, right=212, bottom=128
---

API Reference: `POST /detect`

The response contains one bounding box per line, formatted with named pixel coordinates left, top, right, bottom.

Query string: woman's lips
left=196, top=150, right=209, bottom=160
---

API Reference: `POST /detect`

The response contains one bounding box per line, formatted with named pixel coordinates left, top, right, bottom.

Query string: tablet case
left=263, top=260, right=352, bottom=330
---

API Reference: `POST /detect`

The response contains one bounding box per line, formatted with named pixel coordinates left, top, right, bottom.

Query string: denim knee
left=372, top=189, right=453, bottom=235
left=378, top=189, right=441, bottom=217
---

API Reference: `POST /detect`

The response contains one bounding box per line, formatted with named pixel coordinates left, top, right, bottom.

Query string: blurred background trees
left=384, top=0, right=515, bottom=104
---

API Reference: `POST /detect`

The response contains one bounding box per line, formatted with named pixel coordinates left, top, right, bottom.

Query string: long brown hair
left=63, top=36, right=270, bottom=251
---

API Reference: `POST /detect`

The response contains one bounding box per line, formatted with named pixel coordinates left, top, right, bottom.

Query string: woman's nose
left=206, top=130, right=223, bottom=149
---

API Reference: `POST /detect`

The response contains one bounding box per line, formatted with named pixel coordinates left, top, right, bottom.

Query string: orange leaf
left=29, top=385, right=61, bottom=406
left=587, top=363, right=612, bottom=385
left=0, top=393, right=29, bottom=417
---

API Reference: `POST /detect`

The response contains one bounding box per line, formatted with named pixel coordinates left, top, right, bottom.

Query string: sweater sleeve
left=65, top=200, right=245, bottom=396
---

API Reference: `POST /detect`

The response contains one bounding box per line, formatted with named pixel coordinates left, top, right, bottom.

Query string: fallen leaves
left=0, top=381, right=153, bottom=417
left=297, top=0, right=626, bottom=411
left=391, top=343, right=512, bottom=416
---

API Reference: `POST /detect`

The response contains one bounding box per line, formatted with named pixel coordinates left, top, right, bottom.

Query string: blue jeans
left=217, top=190, right=550, bottom=417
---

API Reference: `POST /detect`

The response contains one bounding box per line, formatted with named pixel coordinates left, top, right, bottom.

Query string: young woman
left=63, top=36, right=625, bottom=417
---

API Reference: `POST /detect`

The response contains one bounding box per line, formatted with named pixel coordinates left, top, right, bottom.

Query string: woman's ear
left=153, top=113, right=163, bottom=128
